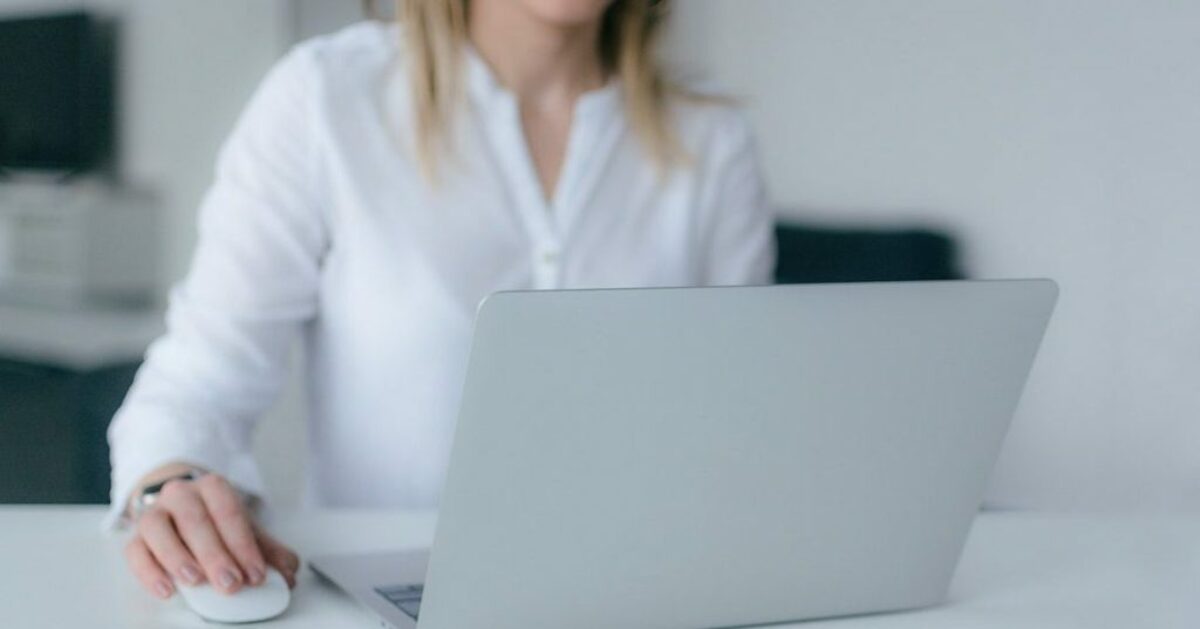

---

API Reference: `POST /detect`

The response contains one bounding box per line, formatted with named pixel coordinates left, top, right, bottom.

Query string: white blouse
left=105, top=22, right=775, bottom=527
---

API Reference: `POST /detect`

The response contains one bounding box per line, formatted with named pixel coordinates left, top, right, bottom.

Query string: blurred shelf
left=0, top=303, right=162, bottom=370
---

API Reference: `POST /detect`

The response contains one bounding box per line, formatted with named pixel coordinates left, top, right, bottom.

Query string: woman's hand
left=122, top=471, right=300, bottom=599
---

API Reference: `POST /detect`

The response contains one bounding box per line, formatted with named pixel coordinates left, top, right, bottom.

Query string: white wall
left=671, top=0, right=1200, bottom=511
left=118, top=1, right=293, bottom=282
left=291, top=0, right=363, bottom=42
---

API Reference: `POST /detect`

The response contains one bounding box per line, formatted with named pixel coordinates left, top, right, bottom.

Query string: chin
left=516, top=0, right=616, bottom=26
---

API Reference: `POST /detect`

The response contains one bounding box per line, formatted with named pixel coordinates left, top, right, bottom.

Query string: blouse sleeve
left=104, top=45, right=329, bottom=529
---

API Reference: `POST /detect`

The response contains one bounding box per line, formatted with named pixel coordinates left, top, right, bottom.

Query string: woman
left=110, top=0, right=774, bottom=600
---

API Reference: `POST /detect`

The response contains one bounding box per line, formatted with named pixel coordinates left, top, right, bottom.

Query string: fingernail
left=155, top=580, right=174, bottom=599
left=218, top=569, right=240, bottom=589
left=247, top=566, right=264, bottom=585
left=180, top=564, right=202, bottom=585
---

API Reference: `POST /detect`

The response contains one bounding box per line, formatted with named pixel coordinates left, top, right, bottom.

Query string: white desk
left=2, top=506, right=1196, bottom=628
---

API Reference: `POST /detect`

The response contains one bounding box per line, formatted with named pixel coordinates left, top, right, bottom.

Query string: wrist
left=128, top=466, right=208, bottom=520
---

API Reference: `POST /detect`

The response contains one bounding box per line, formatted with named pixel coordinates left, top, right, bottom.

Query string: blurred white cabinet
left=0, top=183, right=159, bottom=308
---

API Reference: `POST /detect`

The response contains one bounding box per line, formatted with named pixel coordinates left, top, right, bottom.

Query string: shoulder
left=297, top=20, right=398, bottom=65
left=277, top=20, right=403, bottom=89
left=666, top=81, right=757, bottom=166
left=221, top=22, right=404, bottom=166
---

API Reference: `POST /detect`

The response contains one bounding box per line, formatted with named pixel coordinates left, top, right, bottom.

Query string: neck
left=468, top=1, right=606, bottom=107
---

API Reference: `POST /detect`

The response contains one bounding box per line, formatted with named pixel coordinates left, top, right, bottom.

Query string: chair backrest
left=774, top=222, right=963, bottom=284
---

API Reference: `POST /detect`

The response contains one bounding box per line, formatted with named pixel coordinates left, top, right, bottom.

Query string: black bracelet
left=141, top=471, right=199, bottom=496
left=132, top=469, right=206, bottom=519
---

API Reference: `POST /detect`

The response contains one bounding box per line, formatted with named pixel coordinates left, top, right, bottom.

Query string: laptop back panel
left=418, top=281, right=1057, bottom=629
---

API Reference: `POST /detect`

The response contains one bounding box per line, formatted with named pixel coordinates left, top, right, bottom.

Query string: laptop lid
left=418, top=280, right=1057, bottom=629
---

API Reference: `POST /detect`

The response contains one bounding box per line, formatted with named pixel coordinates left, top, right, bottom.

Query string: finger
left=260, top=538, right=299, bottom=588
left=136, top=508, right=204, bottom=586
left=196, top=475, right=267, bottom=586
left=158, top=480, right=245, bottom=594
left=124, top=536, right=175, bottom=600
left=257, top=529, right=300, bottom=589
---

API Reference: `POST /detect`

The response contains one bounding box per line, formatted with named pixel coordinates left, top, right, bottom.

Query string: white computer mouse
left=176, top=567, right=291, bottom=624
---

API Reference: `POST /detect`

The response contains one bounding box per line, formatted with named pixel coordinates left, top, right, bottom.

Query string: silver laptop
left=312, top=280, right=1058, bottom=629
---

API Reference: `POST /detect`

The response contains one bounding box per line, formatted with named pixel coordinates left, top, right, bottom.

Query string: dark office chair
left=773, top=221, right=964, bottom=284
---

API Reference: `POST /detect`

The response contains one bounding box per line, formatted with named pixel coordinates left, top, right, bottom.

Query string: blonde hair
left=395, top=0, right=684, bottom=178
